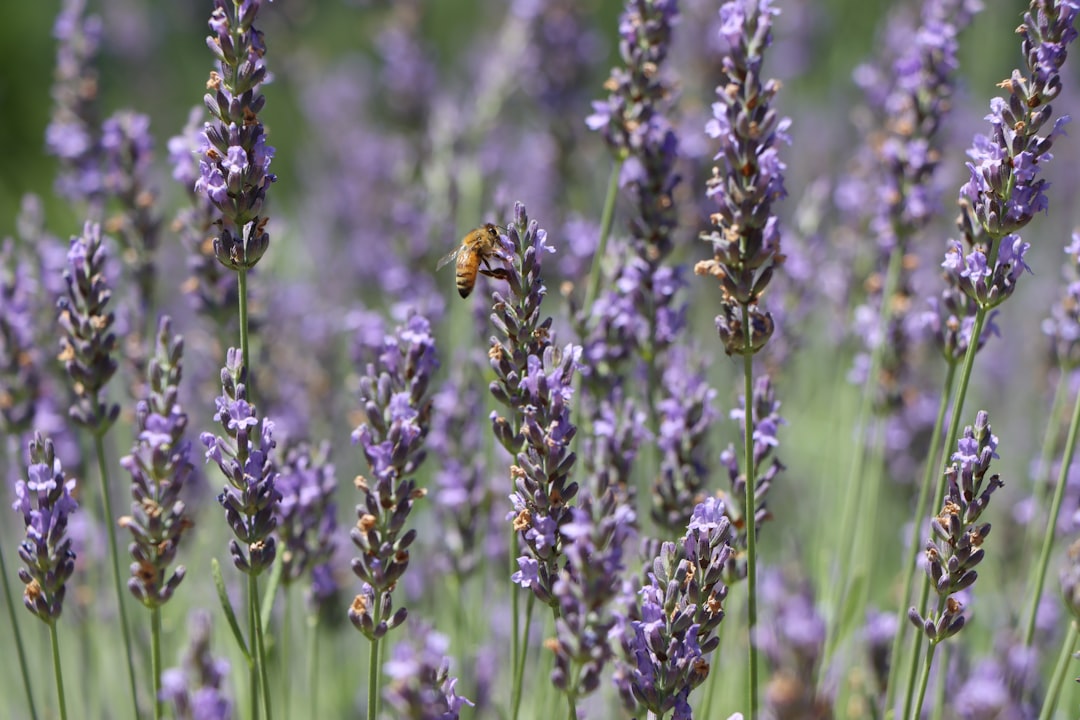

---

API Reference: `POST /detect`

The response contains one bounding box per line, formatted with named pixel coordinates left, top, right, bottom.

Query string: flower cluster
left=0, top=239, right=42, bottom=437
left=718, top=375, right=784, bottom=581
left=101, top=110, right=163, bottom=324
left=429, top=364, right=493, bottom=580
left=1042, top=232, right=1080, bottom=369
left=382, top=624, right=473, bottom=719
left=275, top=440, right=338, bottom=601
left=348, top=312, right=437, bottom=640
left=695, top=0, right=790, bottom=356
left=12, top=433, right=79, bottom=624
left=487, top=205, right=583, bottom=608
left=200, top=348, right=280, bottom=577
left=57, top=220, right=119, bottom=435
left=45, top=0, right=103, bottom=206
left=614, top=498, right=732, bottom=717
left=549, top=491, right=636, bottom=701
left=118, top=316, right=193, bottom=608
left=587, top=0, right=680, bottom=263
left=652, top=348, right=718, bottom=535
left=195, top=0, right=277, bottom=271
left=756, top=569, right=833, bottom=719
left=160, top=610, right=233, bottom=720
left=908, top=411, right=1002, bottom=643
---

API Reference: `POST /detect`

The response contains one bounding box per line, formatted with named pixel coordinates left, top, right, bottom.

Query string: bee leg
left=479, top=259, right=510, bottom=281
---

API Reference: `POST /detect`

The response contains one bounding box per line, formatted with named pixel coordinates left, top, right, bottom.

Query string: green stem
left=823, top=247, right=904, bottom=670
left=367, top=596, right=382, bottom=720
left=282, top=585, right=292, bottom=718
left=1023, top=372, right=1070, bottom=556
left=583, top=158, right=623, bottom=315
left=248, top=575, right=260, bottom=720
left=1039, top=620, right=1079, bottom=720
left=94, top=433, right=140, bottom=718
left=49, top=621, right=68, bottom=720
left=883, top=362, right=955, bottom=715
left=565, top=689, right=577, bottom=720
left=308, top=611, right=320, bottom=719
left=237, top=268, right=251, bottom=392
left=741, top=306, right=759, bottom=720
left=1024, top=378, right=1080, bottom=646
left=930, top=643, right=948, bottom=720
left=912, top=638, right=938, bottom=720
left=254, top=576, right=272, bottom=720
left=151, top=607, right=163, bottom=720
left=0, top=443, right=38, bottom=720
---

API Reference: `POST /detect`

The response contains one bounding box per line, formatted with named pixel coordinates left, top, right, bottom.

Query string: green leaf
left=212, top=558, right=250, bottom=662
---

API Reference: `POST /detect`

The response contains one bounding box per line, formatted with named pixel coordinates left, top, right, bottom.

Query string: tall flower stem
left=512, top=591, right=535, bottom=720
left=247, top=574, right=260, bottom=720
left=883, top=361, right=955, bottom=712
left=510, top=526, right=522, bottom=720
left=253, top=575, right=272, bottom=720
left=94, top=433, right=139, bottom=716
left=741, top=308, right=759, bottom=718
left=1023, top=376, right=1070, bottom=556
left=150, top=608, right=162, bottom=720
left=238, top=268, right=251, bottom=396
left=1039, top=620, right=1079, bottom=720
left=49, top=621, right=68, bottom=720
left=366, top=599, right=381, bottom=720
left=308, top=612, right=320, bottom=719
left=0, top=439, right=38, bottom=720
left=1024, top=383, right=1080, bottom=645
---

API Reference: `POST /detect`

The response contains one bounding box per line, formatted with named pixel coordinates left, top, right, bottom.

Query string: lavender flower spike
left=614, top=498, right=732, bottom=718
left=348, top=311, right=437, bottom=639
left=57, top=221, right=119, bottom=434
left=160, top=611, right=233, bottom=720
left=908, top=411, right=1002, bottom=643
left=275, top=440, right=338, bottom=595
left=200, top=348, right=280, bottom=576
left=0, top=239, right=42, bottom=438
left=945, top=0, right=1078, bottom=310
left=13, top=433, right=78, bottom=624
left=382, top=624, right=474, bottom=719
left=196, top=0, right=277, bottom=271
left=695, top=0, right=790, bottom=356
left=118, top=316, right=193, bottom=608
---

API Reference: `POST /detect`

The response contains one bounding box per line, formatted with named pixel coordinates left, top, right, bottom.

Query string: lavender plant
left=118, top=316, right=192, bottom=719
left=381, top=623, right=473, bottom=720
left=200, top=347, right=280, bottom=719
left=160, top=610, right=234, bottom=720
left=12, top=433, right=79, bottom=720
left=906, top=410, right=1003, bottom=716
left=56, top=220, right=139, bottom=713
left=348, top=311, right=437, bottom=720
left=613, top=498, right=732, bottom=719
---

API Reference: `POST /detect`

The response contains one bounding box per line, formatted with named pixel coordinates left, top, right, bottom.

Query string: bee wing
left=436, top=247, right=461, bottom=271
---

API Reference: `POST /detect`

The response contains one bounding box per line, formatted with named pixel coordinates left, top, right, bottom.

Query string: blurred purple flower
left=0, top=239, right=42, bottom=439
left=118, top=317, right=193, bottom=608
left=275, top=440, right=338, bottom=606
left=382, top=624, right=473, bottom=719
left=160, top=610, right=233, bottom=720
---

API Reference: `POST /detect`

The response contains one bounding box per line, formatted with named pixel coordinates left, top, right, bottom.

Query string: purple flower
left=196, top=0, right=277, bottom=271
left=57, top=221, right=120, bottom=434
left=697, top=0, right=790, bottom=357
left=614, top=498, right=732, bottom=717
left=160, top=611, right=233, bottom=720
left=201, top=348, right=280, bottom=577
left=274, top=440, right=338, bottom=603
left=118, top=317, right=193, bottom=608
left=0, top=239, right=42, bottom=437
left=382, top=623, right=473, bottom=719
left=488, top=206, right=584, bottom=608
left=13, top=433, right=78, bottom=624
left=46, top=0, right=104, bottom=205
left=908, top=411, right=1003, bottom=643
left=348, top=311, right=437, bottom=640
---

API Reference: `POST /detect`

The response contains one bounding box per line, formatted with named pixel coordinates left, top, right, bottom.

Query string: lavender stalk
left=195, top=0, right=276, bottom=382
left=695, top=1, right=789, bottom=714
left=56, top=221, right=138, bottom=715
left=13, top=433, right=79, bottom=720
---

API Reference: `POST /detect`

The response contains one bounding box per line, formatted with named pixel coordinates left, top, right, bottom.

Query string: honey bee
left=437, top=223, right=508, bottom=298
